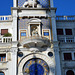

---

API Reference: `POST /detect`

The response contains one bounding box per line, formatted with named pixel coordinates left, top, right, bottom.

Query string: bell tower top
left=13, top=0, right=54, bottom=8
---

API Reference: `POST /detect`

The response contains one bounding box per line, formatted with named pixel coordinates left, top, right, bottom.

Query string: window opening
left=64, top=53, right=72, bottom=60
left=57, top=29, right=63, bottom=35
left=65, top=29, right=72, bottom=35
left=0, top=54, right=6, bottom=61
left=66, top=70, right=74, bottom=75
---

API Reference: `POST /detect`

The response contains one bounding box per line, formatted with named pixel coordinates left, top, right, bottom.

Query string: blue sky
left=54, top=0, right=75, bottom=15
left=0, top=0, right=75, bottom=15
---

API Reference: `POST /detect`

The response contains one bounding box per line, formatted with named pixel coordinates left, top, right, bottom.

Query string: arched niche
left=28, top=18, right=42, bottom=37
left=66, top=70, right=74, bottom=75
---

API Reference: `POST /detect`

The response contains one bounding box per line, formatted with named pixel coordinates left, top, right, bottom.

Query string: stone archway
left=18, top=53, right=55, bottom=75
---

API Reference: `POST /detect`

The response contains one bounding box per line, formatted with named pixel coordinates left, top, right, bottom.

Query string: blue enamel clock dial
left=23, top=59, right=49, bottom=75
left=29, top=63, right=44, bottom=75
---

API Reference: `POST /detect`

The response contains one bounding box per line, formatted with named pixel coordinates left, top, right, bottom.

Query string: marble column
left=28, top=24, right=31, bottom=36
left=39, top=24, right=41, bottom=36
left=54, top=45, right=61, bottom=75
left=13, top=0, right=17, bottom=7
left=12, top=10, right=18, bottom=41
left=12, top=9, right=18, bottom=75
left=51, top=10, right=61, bottom=75
left=51, top=10, right=57, bottom=41
left=11, top=48, right=18, bottom=75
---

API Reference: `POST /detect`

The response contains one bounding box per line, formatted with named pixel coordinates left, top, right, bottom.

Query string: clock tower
left=11, top=0, right=61, bottom=75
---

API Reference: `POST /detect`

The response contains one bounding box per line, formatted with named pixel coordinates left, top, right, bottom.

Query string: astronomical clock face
left=23, top=58, right=49, bottom=75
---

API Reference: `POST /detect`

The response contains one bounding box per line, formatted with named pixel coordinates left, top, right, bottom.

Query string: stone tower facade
left=11, top=0, right=61, bottom=75
left=1, top=0, right=75, bottom=75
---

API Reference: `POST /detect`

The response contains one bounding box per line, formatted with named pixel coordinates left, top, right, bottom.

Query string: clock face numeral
left=38, top=60, right=41, bottom=63
left=23, top=59, right=49, bottom=75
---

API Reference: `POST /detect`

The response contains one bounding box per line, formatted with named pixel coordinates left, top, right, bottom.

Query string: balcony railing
left=56, top=16, right=75, bottom=21
left=0, top=15, right=12, bottom=21
left=62, top=61, right=75, bottom=68
left=20, top=36, right=50, bottom=42
left=0, top=37, right=12, bottom=43
left=57, top=35, right=75, bottom=43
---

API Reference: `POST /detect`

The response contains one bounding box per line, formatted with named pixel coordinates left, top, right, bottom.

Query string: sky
left=54, top=0, right=75, bottom=15
left=0, top=0, right=75, bottom=15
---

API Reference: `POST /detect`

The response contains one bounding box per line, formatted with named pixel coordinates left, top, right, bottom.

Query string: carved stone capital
left=54, top=48, right=59, bottom=54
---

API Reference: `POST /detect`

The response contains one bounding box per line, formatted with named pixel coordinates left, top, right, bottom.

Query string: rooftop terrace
left=56, top=16, right=75, bottom=21
left=0, top=15, right=75, bottom=21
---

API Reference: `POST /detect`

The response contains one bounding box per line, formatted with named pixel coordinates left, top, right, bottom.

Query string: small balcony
left=19, top=36, right=51, bottom=48
left=0, top=37, right=12, bottom=43
left=57, top=35, right=75, bottom=43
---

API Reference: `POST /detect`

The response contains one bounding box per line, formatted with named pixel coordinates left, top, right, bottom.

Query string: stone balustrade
left=57, top=35, right=75, bottom=43
left=56, top=16, right=75, bottom=21
left=0, top=37, right=12, bottom=43
left=0, top=15, right=75, bottom=21
left=0, top=15, right=12, bottom=21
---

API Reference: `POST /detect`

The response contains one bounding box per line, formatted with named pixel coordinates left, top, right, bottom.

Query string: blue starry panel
left=18, top=0, right=49, bottom=8
left=41, top=18, right=50, bottom=29
left=18, top=19, right=28, bottom=29
left=44, top=32, right=49, bottom=36
left=21, top=32, right=26, bottom=36
left=38, top=0, right=49, bottom=8
left=18, top=18, right=50, bottom=29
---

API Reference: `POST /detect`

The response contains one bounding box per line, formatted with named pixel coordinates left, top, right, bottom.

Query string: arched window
left=66, top=70, right=74, bottom=75
left=0, top=71, right=5, bottom=75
